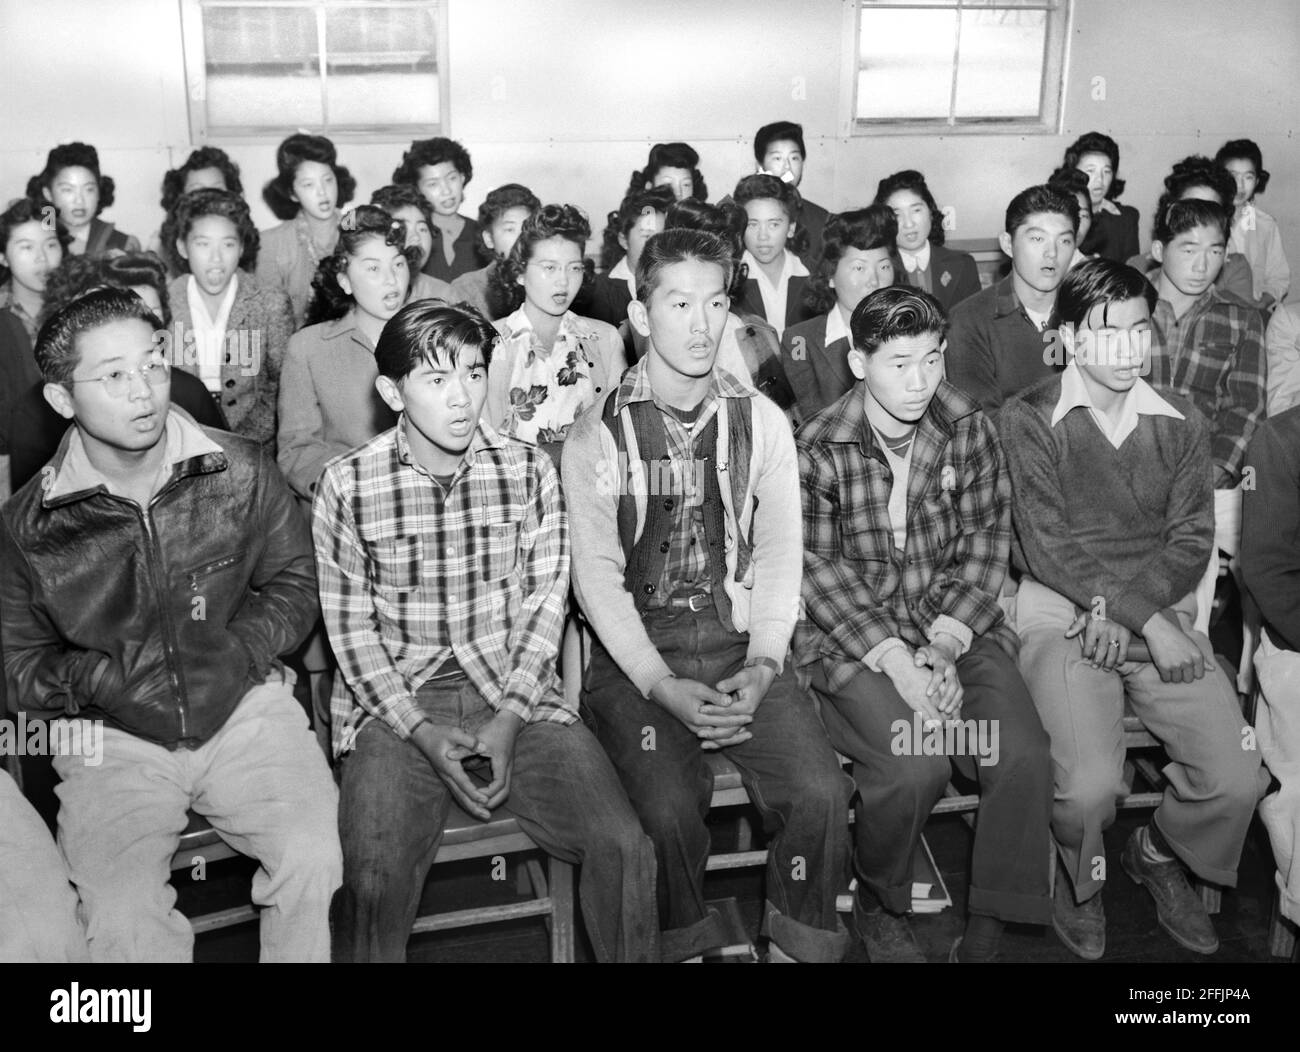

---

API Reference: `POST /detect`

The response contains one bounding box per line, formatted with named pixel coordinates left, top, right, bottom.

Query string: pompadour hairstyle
left=848, top=285, right=947, bottom=357
left=35, top=285, right=161, bottom=385
left=374, top=299, right=498, bottom=381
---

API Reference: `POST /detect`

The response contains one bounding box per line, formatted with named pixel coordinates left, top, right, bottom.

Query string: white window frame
left=839, top=0, right=1072, bottom=137
left=180, top=0, right=449, bottom=143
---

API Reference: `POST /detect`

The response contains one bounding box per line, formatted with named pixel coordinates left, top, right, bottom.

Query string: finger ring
left=1109, top=641, right=1121, bottom=648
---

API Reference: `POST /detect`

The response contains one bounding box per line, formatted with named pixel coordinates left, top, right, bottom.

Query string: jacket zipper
left=138, top=495, right=189, bottom=741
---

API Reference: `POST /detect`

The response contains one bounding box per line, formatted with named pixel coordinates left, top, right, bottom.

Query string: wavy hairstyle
left=0, top=196, right=70, bottom=285
left=623, top=142, right=708, bottom=202
left=159, top=147, right=243, bottom=214
left=40, top=250, right=172, bottom=329
left=490, top=203, right=592, bottom=315
left=1061, top=131, right=1127, bottom=201
left=1215, top=139, right=1270, bottom=195
left=391, top=137, right=473, bottom=187
left=663, top=198, right=749, bottom=300
left=804, top=205, right=899, bottom=315
left=873, top=170, right=947, bottom=248
left=601, top=184, right=676, bottom=272
left=733, top=173, right=809, bottom=259
left=848, top=285, right=947, bottom=358
left=262, top=133, right=356, bottom=221
left=305, top=205, right=414, bottom=326
left=165, top=188, right=260, bottom=275
left=26, top=142, right=117, bottom=213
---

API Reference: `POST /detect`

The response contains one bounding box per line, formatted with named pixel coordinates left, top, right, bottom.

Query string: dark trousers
left=333, top=679, right=659, bottom=962
left=582, top=606, right=853, bottom=962
left=810, top=635, right=1053, bottom=925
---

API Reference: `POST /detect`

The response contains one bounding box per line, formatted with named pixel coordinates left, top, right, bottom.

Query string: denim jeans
left=333, top=678, right=659, bottom=962
left=582, top=606, right=853, bottom=962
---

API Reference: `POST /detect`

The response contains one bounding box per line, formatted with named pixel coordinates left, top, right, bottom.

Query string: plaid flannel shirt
left=795, top=381, right=1016, bottom=693
left=1150, top=285, right=1266, bottom=485
left=313, top=419, right=574, bottom=758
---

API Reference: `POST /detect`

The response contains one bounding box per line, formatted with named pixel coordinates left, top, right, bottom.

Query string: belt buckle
left=687, top=592, right=709, bottom=612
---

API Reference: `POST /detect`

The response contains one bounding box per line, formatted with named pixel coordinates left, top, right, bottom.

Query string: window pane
left=857, top=8, right=957, bottom=120
left=324, top=3, right=439, bottom=126
left=953, top=7, right=1047, bottom=118
left=202, top=5, right=322, bottom=128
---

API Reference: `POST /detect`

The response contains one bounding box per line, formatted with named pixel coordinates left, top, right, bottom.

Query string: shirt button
left=660, top=541, right=670, bottom=553
left=643, top=583, right=655, bottom=594
left=663, top=499, right=674, bottom=510
left=226, top=399, right=236, bottom=406
left=225, top=379, right=236, bottom=388
left=225, top=354, right=232, bottom=364
left=448, top=595, right=457, bottom=604
left=445, top=546, right=454, bottom=557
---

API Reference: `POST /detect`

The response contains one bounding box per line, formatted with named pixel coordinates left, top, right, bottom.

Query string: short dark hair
left=262, top=133, right=356, bottom=221
left=160, top=147, right=243, bottom=214
left=26, top=142, right=117, bottom=212
left=35, top=285, right=160, bottom=385
left=1055, top=257, right=1156, bottom=328
left=0, top=197, right=70, bottom=285
left=374, top=299, right=498, bottom=382
left=805, top=206, right=898, bottom=315
left=391, top=137, right=473, bottom=187
left=1062, top=131, right=1126, bottom=200
left=874, top=170, right=947, bottom=247
left=1215, top=138, right=1270, bottom=195
left=663, top=199, right=748, bottom=299
left=601, top=184, right=676, bottom=271
left=753, top=121, right=806, bottom=163
left=635, top=228, right=735, bottom=305
left=624, top=142, right=708, bottom=203
left=849, top=285, right=947, bottom=357
left=41, top=250, right=172, bottom=330
left=1005, top=184, right=1079, bottom=236
left=733, top=173, right=809, bottom=257
left=1154, top=198, right=1229, bottom=246
left=166, top=188, right=260, bottom=274
left=492, top=203, right=592, bottom=314
left=306, top=205, right=413, bottom=326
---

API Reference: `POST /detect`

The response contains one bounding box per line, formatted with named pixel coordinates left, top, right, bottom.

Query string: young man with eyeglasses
left=0, top=288, right=340, bottom=961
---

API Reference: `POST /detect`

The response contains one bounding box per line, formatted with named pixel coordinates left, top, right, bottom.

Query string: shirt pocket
left=369, top=535, right=424, bottom=597
left=482, top=517, right=520, bottom=582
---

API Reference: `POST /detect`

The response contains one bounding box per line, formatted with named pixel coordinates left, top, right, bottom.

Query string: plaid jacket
left=313, top=420, right=574, bottom=758
left=1150, top=285, right=1266, bottom=485
left=795, top=380, right=1016, bottom=692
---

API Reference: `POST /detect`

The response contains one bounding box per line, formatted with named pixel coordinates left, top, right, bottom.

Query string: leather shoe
left=853, top=894, right=925, bottom=963
left=1121, top=826, right=1219, bottom=955
left=1053, top=870, right=1105, bottom=960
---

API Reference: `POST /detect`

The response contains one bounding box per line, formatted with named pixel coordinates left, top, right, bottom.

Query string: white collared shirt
left=1050, top=359, right=1185, bottom=449
left=899, top=242, right=932, bottom=274
left=825, top=304, right=851, bottom=348
left=186, top=273, right=239, bottom=393
left=741, top=248, right=809, bottom=338
left=608, top=256, right=637, bottom=299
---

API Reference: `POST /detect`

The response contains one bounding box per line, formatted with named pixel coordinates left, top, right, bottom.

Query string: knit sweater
left=561, top=359, right=802, bottom=696
left=999, top=374, right=1213, bottom=633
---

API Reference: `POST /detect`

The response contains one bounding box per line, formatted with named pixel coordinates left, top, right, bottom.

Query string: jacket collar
left=40, top=406, right=227, bottom=509
left=613, top=355, right=756, bottom=415
left=817, top=380, right=980, bottom=462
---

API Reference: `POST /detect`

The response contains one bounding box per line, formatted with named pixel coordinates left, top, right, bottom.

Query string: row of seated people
left=1, top=126, right=1291, bottom=466
left=1, top=220, right=1295, bottom=963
